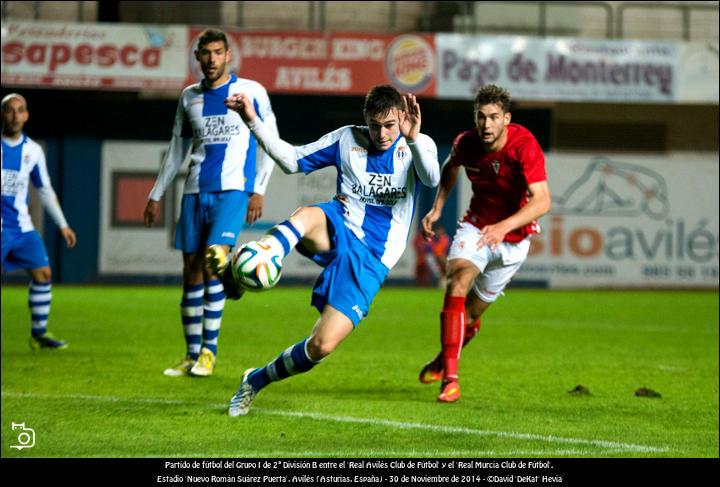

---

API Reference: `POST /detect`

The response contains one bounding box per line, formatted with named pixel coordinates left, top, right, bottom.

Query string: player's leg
left=437, top=258, right=480, bottom=402
left=418, top=291, right=490, bottom=384
left=426, top=238, right=531, bottom=396
left=6, top=230, right=67, bottom=350
left=191, top=191, right=249, bottom=376
left=229, top=213, right=383, bottom=416
left=418, top=221, right=490, bottom=401
left=229, top=306, right=354, bottom=417
left=259, top=204, right=331, bottom=258
left=164, top=195, right=204, bottom=376
left=463, top=291, right=490, bottom=345
left=197, top=243, right=229, bottom=375
left=27, top=265, right=67, bottom=349
left=465, top=237, right=531, bottom=335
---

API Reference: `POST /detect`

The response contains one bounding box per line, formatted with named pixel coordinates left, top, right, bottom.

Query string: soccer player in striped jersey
left=419, top=85, right=551, bottom=402
left=1, top=93, right=77, bottom=350
left=143, top=29, right=279, bottom=378
left=221, top=85, right=440, bottom=416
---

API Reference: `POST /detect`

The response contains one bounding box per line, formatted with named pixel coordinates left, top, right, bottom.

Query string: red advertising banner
left=186, top=28, right=437, bottom=96
left=1, top=22, right=188, bottom=91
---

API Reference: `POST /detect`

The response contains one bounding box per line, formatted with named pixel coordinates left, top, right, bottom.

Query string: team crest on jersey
left=491, top=159, right=500, bottom=174
left=396, top=146, right=408, bottom=160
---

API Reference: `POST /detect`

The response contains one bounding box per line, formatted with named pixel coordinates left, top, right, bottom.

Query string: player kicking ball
left=419, top=85, right=551, bottom=402
left=215, top=84, right=440, bottom=416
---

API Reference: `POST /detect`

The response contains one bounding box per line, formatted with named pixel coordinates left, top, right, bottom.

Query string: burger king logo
left=385, top=35, right=434, bottom=92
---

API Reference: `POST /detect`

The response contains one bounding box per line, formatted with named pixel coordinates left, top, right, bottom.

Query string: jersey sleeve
left=149, top=97, right=192, bottom=201
left=409, top=133, right=440, bottom=187
left=295, top=126, right=345, bottom=175
left=29, top=147, right=69, bottom=229
left=517, top=134, right=547, bottom=185
left=251, top=84, right=278, bottom=195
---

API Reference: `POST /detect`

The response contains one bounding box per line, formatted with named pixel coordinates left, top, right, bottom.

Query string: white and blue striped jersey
left=1, top=134, right=68, bottom=233
left=149, top=74, right=278, bottom=201
left=296, top=126, right=439, bottom=269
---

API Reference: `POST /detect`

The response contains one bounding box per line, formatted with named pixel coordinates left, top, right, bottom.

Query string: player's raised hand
left=225, top=93, right=257, bottom=124
left=399, top=93, right=421, bottom=142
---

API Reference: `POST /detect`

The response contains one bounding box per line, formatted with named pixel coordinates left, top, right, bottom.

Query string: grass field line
left=2, top=390, right=668, bottom=454
left=259, top=408, right=668, bottom=454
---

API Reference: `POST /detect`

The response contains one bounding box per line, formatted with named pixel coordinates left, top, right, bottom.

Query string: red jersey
left=451, top=123, right=546, bottom=243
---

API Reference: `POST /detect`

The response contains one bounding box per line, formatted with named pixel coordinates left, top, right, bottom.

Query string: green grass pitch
left=1, top=285, right=717, bottom=458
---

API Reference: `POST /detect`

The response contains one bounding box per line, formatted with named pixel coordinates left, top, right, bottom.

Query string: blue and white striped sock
left=260, top=219, right=305, bottom=259
left=202, top=278, right=225, bottom=356
left=248, top=338, right=319, bottom=392
left=29, top=280, right=51, bottom=337
left=181, top=283, right=204, bottom=360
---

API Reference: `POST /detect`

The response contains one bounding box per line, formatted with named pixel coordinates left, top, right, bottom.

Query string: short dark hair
left=364, top=85, right=404, bottom=117
left=474, top=84, right=511, bottom=113
left=197, top=29, right=228, bottom=51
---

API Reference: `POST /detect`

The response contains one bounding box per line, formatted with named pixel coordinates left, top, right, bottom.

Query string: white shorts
left=447, top=221, right=531, bottom=303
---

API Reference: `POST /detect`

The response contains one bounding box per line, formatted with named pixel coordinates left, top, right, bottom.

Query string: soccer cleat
left=163, top=356, right=197, bottom=377
left=206, top=245, right=229, bottom=276
left=228, top=368, right=258, bottom=417
left=418, top=355, right=443, bottom=384
left=220, top=265, right=245, bottom=301
left=189, top=347, right=216, bottom=377
left=438, top=381, right=460, bottom=403
left=29, top=332, right=68, bottom=350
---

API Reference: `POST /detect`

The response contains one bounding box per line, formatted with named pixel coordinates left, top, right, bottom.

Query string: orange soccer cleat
left=418, top=355, right=444, bottom=384
left=437, top=380, right=460, bottom=403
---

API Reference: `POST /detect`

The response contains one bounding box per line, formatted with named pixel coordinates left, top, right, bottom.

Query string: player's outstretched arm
left=226, top=93, right=300, bottom=174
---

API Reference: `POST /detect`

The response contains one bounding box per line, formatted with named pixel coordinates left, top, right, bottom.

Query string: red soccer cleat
left=418, top=355, right=444, bottom=384
left=437, top=381, right=460, bottom=403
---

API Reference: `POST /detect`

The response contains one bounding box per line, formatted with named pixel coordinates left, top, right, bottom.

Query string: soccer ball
left=231, top=241, right=283, bottom=291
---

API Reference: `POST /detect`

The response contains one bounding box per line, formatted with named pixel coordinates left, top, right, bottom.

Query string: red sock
left=441, top=295, right=465, bottom=382
left=462, top=319, right=481, bottom=347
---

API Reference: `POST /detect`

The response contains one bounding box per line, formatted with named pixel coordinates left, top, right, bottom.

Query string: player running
left=143, top=29, right=279, bottom=377
left=419, top=84, right=551, bottom=402
left=219, top=84, right=440, bottom=416
left=1, top=93, right=78, bottom=349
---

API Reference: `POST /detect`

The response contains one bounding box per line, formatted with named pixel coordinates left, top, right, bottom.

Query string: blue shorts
left=175, top=190, right=249, bottom=253
left=1, top=229, right=50, bottom=273
left=297, top=200, right=389, bottom=327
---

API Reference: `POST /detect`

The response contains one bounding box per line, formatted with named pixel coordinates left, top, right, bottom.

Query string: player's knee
left=290, top=206, right=322, bottom=229
left=183, top=266, right=204, bottom=285
left=306, top=336, right=337, bottom=361
left=446, top=274, right=470, bottom=296
left=32, top=267, right=52, bottom=282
